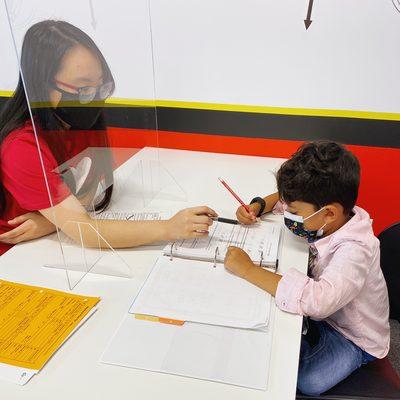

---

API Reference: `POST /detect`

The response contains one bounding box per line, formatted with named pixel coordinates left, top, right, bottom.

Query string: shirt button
left=282, top=301, right=287, bottom=307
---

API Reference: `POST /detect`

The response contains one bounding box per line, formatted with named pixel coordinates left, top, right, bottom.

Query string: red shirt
left=0, top=120, right=110, bottom=255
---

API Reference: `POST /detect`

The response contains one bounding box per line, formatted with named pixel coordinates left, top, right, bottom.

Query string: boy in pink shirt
left=224, top=141, right=390, bottom=396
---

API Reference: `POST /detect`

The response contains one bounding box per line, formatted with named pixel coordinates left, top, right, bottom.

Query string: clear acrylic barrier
left=4, top=0, right=186, bottom=289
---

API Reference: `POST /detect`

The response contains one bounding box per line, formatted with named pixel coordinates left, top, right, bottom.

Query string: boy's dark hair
left=276, top=141, right=360, bottom=214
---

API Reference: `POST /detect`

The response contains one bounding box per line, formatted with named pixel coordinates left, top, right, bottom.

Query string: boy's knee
left=297, top=367, right=332, bottom=396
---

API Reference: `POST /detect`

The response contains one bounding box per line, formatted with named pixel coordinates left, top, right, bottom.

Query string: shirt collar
left=311, top=206, right=373, bottom=257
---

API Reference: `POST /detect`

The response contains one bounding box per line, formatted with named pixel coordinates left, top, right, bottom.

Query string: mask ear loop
left=303, top=206, right=325, bottom=221
left=304, top=207, right=328, bottom=237
left=316, top=222, right=327, bottom=237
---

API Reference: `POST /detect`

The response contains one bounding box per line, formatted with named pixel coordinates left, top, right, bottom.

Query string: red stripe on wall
left=107, top=127, right=400, bottom=235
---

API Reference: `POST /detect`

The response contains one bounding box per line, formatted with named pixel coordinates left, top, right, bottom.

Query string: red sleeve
left=1, top=129, right=71, bottom=210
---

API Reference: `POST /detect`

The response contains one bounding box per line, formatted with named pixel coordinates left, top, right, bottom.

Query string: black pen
left=211, top=217, right=239, bottom=225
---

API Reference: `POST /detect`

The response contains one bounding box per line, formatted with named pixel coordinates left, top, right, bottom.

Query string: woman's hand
left=0, top=212, right=56, bottom=245
left=224, top=246, right=256, bottom=278
left=236, top=203, right=260, bottom=225
left=164, top=206, right=218, bottom=240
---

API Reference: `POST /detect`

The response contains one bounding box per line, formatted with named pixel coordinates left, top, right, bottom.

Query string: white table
left=0, top=148, right=309, bottom=400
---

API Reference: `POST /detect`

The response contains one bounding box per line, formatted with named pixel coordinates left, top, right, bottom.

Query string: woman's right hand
left=165, top=206, right=218, bottom=240
left=236, top=203, right=260, bottom=225
left=0, top=212, right=56, bottom=244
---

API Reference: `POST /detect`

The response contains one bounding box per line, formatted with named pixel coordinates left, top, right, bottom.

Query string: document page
left=0, top=280, right=99, bottom=370
left=94, top=211, right=164, bottom=221
left=101, top=315, right=272, bottom=390
left=130, top=257, right=270, bottom=329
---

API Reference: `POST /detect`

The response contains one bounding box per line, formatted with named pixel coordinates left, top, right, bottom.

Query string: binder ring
left=169, top=242, right=176, bottom=261
left=274, top=258, right=279, bottom=273
left=259, top=250, right=264, bottom=267
left=213, top=247, right=219, bottom=268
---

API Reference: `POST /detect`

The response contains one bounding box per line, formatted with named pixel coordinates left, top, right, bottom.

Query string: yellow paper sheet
left=0, top=280, right=99, bottom=370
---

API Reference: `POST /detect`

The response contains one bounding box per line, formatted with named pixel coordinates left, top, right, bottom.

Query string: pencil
left=218, top=177, right=251, bottom=213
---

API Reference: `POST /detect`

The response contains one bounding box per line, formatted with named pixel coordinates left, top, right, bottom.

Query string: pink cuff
left=275, top=268, right=309, bottom=314
left=272, top=200, right=285, bottom=215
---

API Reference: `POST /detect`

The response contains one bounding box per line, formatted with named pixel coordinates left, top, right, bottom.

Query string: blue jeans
left=297, top=320, right=376, bottom=396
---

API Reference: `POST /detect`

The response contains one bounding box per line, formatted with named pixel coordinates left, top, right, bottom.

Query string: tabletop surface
left=0, top=147, right=309, bottom=400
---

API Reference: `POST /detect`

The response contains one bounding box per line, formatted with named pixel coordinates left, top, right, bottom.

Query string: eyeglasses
left=53, top=79, right=113, bottom=104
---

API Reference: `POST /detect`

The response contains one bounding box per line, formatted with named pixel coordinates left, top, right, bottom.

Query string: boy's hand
left=224, top=246, right=255, bottom=278
left=236, top=203, right=260, bottom=225
left=0, top=212, right=56, bottom=245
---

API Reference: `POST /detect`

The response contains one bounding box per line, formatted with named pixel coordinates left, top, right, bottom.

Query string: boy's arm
left=274, top=243, right=370, bottom=318
left=261, top=192, right=280, bottom=214
left=226, top=243, right=372, bottom=319
left=224, top=246, right=282, bottom=296
left=244, top=266, right=282, bottom=296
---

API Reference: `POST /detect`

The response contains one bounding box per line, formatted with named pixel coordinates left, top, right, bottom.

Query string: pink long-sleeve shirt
left=275, top=204, right=390, bottom=358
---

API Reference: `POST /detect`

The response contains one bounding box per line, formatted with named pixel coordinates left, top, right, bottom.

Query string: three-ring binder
left=259, top=251, right=264, bottom=267
left=213, top=247, right=219, bottom=268
left=169, top=242, right=177, bottom=261
left=163, top=222, right=281, bottom=271
left=168, top=244, right=273, bottom=269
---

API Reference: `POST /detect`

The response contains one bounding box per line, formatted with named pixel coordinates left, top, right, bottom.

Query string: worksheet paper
left=94, top=210, right=168, bottom=221
left=0, top=364, right=36, bottom=385
left=101, top=316, right=272, bottom=390
left=0, top=280, right=99, bottom=385
left=0, top=307, right=97, bottom=386
left=164, top=220, right=281, bottom=267
left=130, top=257, right=271, bottom=329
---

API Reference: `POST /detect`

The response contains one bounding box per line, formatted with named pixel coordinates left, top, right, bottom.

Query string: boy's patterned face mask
left=283, top=208, right=326, bottom=243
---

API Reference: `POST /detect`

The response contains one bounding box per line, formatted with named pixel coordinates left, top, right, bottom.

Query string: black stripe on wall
left=103, top=107, right=157, bottom=130
left=0, top=96, right=157, bottom=130
left=1, top=97, right=399, bottom=148
left=0, top=97, right=8, bottom=110
left=156, top=108, right=400, bottom=149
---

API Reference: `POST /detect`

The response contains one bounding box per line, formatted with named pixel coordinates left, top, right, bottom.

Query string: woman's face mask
left=53, top=90, right=103, bottom=130
left=284, top=207, right=327, bottom=243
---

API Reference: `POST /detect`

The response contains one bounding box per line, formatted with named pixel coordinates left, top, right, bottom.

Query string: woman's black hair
left=0, top=20, right=115, bottom=214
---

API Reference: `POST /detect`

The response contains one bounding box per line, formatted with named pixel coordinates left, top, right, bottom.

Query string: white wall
left=1, top=0, right=400, bottom=113
left=0, top=0, right=156, bottom=100
left=0, top=1, right=18, bottom=91
left=150, top=0, right=400, bottom=113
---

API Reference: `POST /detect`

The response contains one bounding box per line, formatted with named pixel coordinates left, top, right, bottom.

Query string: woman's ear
left=49, top=88, right=62, bottom=108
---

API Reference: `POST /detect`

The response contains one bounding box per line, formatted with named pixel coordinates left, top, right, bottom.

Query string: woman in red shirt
left=0, top=20, right=216, bottom=254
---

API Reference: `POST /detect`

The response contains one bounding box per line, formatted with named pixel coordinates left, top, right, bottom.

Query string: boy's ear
left=324, top=204, right=341, bottom=224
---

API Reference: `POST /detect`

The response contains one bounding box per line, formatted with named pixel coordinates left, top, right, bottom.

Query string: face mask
left=53, top=91, right=103, bottom=130
left=284, top=208, right=327, bottom=243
